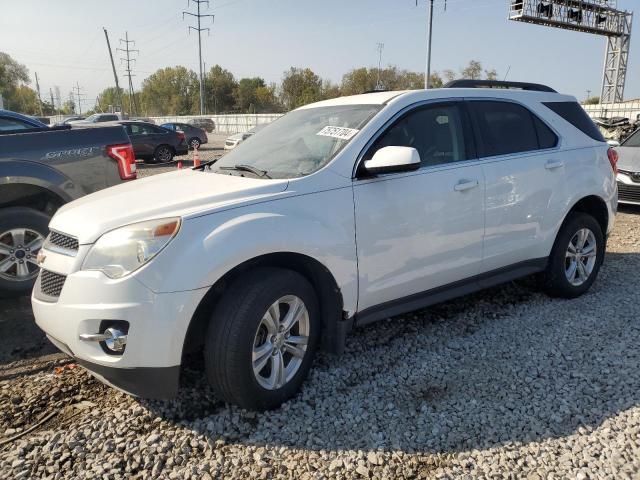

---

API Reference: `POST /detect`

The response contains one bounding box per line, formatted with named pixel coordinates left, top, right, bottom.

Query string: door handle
left=454, top=179, right=479, bottom=192
left=545, top=160, right=564, bottom=170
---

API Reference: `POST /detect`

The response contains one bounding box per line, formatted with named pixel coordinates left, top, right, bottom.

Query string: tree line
left=0, top=51, right=499, bottom=117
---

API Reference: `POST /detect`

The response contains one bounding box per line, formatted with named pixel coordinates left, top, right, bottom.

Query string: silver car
left=224, top=124, right=268, bottom=150
left=616, top=128, right=640, bottom=205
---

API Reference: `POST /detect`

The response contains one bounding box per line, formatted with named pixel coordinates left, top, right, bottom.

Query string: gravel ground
left=1, top=198, right=639, bottom=477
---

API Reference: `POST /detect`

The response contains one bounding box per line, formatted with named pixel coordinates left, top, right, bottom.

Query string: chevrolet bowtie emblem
left=36, top=250, right=46, bottom=266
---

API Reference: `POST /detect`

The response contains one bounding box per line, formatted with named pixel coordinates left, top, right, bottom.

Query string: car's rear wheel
left=541, top=212, right=605, bottom=298
left=204, top=268, right=320, bottom=410
left=0, top=207, right=50, bottom=297
left=154, top=145, right=174, bottom=163
left=188, top=138, right=201, bottom=150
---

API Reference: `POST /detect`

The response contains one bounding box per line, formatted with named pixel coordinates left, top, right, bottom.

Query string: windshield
left=623, top=129, right=640, bottom=147
left=212, top=104, right=381, bottom=178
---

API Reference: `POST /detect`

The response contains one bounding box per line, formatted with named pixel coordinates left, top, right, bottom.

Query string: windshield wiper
left=218, top=164, right=271, bottom=178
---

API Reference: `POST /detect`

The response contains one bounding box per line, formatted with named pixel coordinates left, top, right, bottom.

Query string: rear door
left=353, top=101, right=485, bottom=314
left=125, top=123, right=155, bottom=156
left=467, top=99, right=565, bottom=272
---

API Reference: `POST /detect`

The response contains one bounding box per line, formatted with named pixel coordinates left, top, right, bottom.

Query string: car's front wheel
left=0, top=207, right=50, bottom=296
left=542, top=212, right=605, bottom=298
left=204, top=268, right=320, bottom=410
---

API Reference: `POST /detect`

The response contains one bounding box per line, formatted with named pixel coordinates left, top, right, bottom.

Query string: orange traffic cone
left=193, top=147, right=201, bottom=167
left=177, top=161, right=183, bottom=169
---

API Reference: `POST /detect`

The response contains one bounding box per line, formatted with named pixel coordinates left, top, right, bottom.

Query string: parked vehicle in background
left=187, top=117, right=215, bottom=133
left=68, top=113, right=127, bottom=125
left=115, top=120, right=188, bottom=163
left=0, top=123, right=135, bottom=296
left=32, top=81, right=617, bottom=410
left=161, top=122, right=208, bottom=150
left=224, top=123, right=268, bottom=150
left=54, top=116, right=86, bottom=126
left=615, top=128, right=640, bottom=205
left=0, top=109, right=48, bottom=132
left=132, top=117, right=156, bottom=124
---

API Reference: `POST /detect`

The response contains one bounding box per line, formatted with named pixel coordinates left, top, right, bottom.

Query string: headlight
left=82, top=218, right=181, bottom=279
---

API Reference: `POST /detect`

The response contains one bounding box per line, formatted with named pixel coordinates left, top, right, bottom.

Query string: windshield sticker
left=317, top=126, right=359, bottom=140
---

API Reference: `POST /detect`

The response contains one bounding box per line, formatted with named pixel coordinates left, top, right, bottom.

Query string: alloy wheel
left=157, top=147, right=172, bottom=163
left=252, top=295, right=310, bottom=390
left=565, top=228, right=597, bottom=286
left=0, top=228, right=45, bottom=281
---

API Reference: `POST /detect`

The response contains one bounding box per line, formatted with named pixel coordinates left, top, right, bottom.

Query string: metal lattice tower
left=509, top=0, right=633, bottom=103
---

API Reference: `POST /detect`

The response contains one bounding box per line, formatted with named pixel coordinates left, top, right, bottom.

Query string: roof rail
left=444, top=79, right=557, bottom=93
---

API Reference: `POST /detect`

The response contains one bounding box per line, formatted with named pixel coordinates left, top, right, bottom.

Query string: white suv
left=32, top=81, right=618, bottom=410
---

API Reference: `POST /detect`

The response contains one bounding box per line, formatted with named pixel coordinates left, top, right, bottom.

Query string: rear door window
left=622, top=129, right=640, bottom=147
left=468, top=101, right=540, bottom=157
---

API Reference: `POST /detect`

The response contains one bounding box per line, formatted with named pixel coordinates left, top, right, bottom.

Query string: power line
left=117, top=31, right=139, bottom=115
left=183, top=0, right=215, bottom=115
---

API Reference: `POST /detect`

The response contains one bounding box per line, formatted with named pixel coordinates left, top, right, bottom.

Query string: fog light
left=79, top=327, right=128, bottom=353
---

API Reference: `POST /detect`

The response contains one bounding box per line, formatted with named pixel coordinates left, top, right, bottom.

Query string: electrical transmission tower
left=73, top=82, right=85, bottom=115
left=117, top=32, right=139, bottom=115
left=509, top=0, right=633, bottom=104
left=183, top=0, right=214, bottom=115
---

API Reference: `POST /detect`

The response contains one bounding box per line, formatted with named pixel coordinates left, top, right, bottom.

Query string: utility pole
left=68, top=91, right=76, bottom=114
left=34, top=72, right=44, bottom=116
left=49, top=88, right=55, bottom=113
left=183, top=0, right=214, bottom=115
left=376, top=43, right=384, bottom=90
left=117, top=31, right=139, bottom=115
left=104, top=28, right=123, bottom=112
left=73, top=82, right=85, bottom=115
left=586, top=90, right=592, bottom=101
left=425, top=0, right=434, bottom=89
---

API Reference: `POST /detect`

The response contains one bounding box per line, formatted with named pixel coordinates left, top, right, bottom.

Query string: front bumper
left=47, top=333, right=179, bottom=398
left=617, top=172, right=640, bottom=205
left=32, top=249, right=208, bottom=398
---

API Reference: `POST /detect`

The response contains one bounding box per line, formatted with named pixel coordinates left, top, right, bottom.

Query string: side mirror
left=607, top=140, right=621, bottom=147
left=363, top=146, right=421, bottom=175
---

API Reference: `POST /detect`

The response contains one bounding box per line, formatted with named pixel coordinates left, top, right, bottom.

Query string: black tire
left=541, top=212, right=605, bottom=299
left=0, top=207, right=51, bottom=297
left=154, top=145, right=174, bottom=163
left=204, top=268, right=320, bottom=410
left=188, top=138, right=201, bottom=150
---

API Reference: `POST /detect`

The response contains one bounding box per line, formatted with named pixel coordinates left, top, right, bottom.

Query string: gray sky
left=1, top=0, right=637, bottom=111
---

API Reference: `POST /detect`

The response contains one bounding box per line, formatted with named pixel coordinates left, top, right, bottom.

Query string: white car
left=614, top=128, right=640, bottom=204
left=224, top=124, right=268, bottom=150
left=32, top=81, right=617, bottom=410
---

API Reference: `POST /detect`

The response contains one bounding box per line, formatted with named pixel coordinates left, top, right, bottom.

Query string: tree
left=321, top=80, right=341, bottom=100
left=96, top=87, right=126, bottom=112
left=484, top=69, right=498, bottom=81
left=280, top=67, right=323, bottom=110
left=443, top=69, right=456, bottom=83
left=205, top=65, right=237, bottom=114
left=584, top=96, right=600, bottom=105
left=235, top=77, right=268, bottom=112
left=140, top=66, right=199, bottom=116
left=461, top=60, right=483, bottom=80
left=0, top=52, right=44, bottom=114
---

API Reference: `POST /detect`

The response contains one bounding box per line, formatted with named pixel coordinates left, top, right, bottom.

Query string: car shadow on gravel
left=139, top=250, right=640, bottom=455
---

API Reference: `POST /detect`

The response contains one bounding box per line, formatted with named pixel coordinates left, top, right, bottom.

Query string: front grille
left=40, top=269, right=66, bottom=297
left=225, top=141, right=234, bottom=146
left=618, top=183, right=640, bottom=203
left=48, top=231, right=79, bottom=252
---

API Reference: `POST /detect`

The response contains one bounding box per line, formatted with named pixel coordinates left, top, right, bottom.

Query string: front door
left=353, top=101, right=485, bottom=314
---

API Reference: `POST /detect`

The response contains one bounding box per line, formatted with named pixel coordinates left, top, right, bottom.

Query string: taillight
left=177, top=132, right=186, bottom=143
left=107, top=143, right=137, bottom=180
left=607, top=147, right=618, bottom=175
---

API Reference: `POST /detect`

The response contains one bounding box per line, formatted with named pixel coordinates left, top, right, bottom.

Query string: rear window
left=543, top=102, right=605, bottom=142
left=469, top=101, right=539, bottom=157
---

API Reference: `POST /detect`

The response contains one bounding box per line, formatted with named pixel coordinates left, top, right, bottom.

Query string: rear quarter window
left=543, top=101, right=605, bottom=142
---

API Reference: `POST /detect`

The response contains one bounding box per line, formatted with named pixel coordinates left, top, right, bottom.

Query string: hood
left=50, top=169, right=289, bottom=244
left=617, top=146, right=640, bottom=172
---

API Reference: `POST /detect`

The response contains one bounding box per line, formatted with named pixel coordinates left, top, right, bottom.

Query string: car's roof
left=0, top=109, right=48, bottom=127
left=297, top=87, right=575, bottom=110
